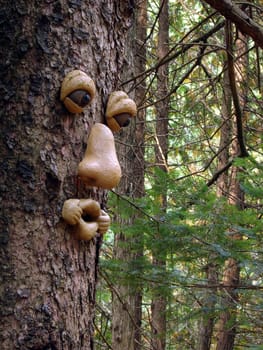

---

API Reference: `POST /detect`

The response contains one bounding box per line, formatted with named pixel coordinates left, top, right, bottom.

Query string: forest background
left=0, top=0, right=262, bottom=350
left=95, top=1, right=263, bottom=350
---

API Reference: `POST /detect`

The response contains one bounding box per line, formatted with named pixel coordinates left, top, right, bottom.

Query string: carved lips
left=62, top=198, right=111, bottom=241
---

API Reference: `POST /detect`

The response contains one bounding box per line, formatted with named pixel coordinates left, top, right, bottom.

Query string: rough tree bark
left=0, top=1, right=134, bottom=349
left=111, top=1, right=147, bottom=349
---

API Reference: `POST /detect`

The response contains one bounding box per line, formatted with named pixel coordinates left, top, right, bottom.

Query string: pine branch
left=110, top=190, right=160, bottom=224
left=140, top=274, right=263, bottom=290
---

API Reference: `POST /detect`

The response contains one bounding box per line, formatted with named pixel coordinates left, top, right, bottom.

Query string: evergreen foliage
left=95, top=1, right=263, bottom=348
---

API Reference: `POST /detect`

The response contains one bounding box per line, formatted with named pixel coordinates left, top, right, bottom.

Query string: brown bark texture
left=0, top=1, right=134, bottom=349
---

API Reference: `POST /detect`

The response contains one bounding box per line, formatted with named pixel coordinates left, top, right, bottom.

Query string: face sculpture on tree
left=61, top=82, right=137, bottom=242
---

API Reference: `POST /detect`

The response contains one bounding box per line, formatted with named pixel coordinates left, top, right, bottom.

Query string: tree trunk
left=215, top=22, right=248, bottom=350
left=198, top=261, right=218, bottom=350
left=151, top=1, right=169, bottom=349
left=216, top=259, right=240, bottom=350
left=111, top=1, right=147, bottom=350
left=0, top=1, right=134, bottom=349
left=198, top=51, right=233, bottom=350
left=133, top=3, right=147, bottom=349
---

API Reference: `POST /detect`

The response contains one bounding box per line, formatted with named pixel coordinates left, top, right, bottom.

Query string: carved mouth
left=82, top=214, right=93, bottom=222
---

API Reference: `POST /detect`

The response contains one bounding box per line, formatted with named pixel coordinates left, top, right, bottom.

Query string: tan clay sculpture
left=62, top=198, right=111, bottom=241
left=78, top=123, right=122, bottom=189
left=105, top=91, right=137, bottom=132
left=60, top=70, right=96, bottom=113
left=97, top=210, right=112, bottom=234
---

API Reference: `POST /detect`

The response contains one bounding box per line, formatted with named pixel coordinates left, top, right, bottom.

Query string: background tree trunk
left=215, top=22, right=248, bottom=350
left=198, top=46, right=233, bottom=350
left=151, top=1, right=169, bottom=349
left=0, top=1, right=134, bottom=349
left=111, top=1, right=147, bottom=350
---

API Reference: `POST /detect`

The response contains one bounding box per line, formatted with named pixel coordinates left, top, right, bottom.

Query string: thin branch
left=154, top=133, right=169, bottom=172
left=256, top=45, right=261, bottom=92
left=139, top=45, right=215, bottom=111
left=140, top=0, right=166, bottom=48
left=140, top=274, right=263, bottom=290
left=110, top=190, right=160, bottom=224
left=122, top=21, right=225, bottom=88
left=179, top=283, right=263, bottom=290
left=206, top=159, right=233, bottom=187
left=93, top=322, right=113, bottom=350
left=100, top=270, right=152, bottom=348
left=172, top=137, right=235, bottom=184
left=226, top=20, right=249, bottom=157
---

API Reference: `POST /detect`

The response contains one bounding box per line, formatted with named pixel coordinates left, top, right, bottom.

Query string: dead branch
left=226, top=20, right=249, bottom=157
left=203, top=0, right=263, bottom=48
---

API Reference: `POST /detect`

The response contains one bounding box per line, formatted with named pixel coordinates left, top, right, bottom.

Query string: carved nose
left=77, top=123, right=121, bottom=189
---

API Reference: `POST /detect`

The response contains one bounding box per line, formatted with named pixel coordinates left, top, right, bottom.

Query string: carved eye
left=60, top=70, right=96, bottom=113
left=80, top=93, right=91, bottom=107
left=114, top=113, right=131, bottom=127
left=105, top=91, right=137, bottom=132
left=68, top=90, right=91, bottom=108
